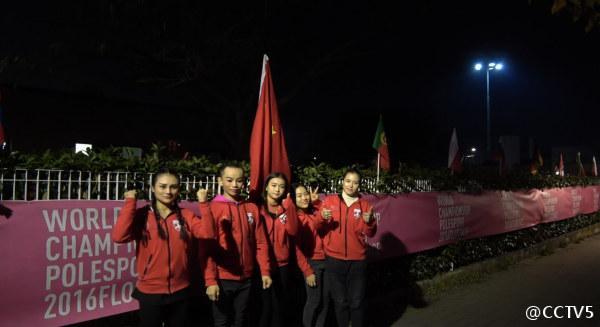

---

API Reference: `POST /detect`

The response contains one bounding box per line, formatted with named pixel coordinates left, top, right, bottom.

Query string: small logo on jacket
left=172, top=220, right=182, bottom=231
left=353, top=208, right=362, bottom=219
left=247, top=212, right=254, bottom=225
left=279, top=213, right=287, bottom=224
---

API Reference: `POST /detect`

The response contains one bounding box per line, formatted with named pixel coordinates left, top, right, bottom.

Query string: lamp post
left=474, top=62, right=503, bottom=155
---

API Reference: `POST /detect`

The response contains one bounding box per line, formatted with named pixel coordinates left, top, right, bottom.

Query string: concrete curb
left=417, top=222, right=600, bottom=301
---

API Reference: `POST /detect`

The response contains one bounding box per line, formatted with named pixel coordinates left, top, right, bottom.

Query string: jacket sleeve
left=202, top=239, right=219, bottom=286
left=187, top=202, right=216, bottom=240
left=282, top=196, right=299, bottom=236
left=356, top=201, right=377, bottom=237
left=308, top=200, right=326, bottom=231
left=254, top=213, right=271, bottom=277
left=295, top=228, right=314, bottom=277
left=111, top=198, right=138, bottom=243
left=201, top=204, right=220, bottom=286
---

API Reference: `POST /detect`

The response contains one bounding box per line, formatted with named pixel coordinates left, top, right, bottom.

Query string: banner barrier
left=0, top=186, right=598, bottom=326
left=364, top=186, right=600, bottom=258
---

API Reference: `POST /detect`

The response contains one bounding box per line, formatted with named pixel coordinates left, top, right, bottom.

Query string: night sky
left=0, top=0, right=598, bottom=167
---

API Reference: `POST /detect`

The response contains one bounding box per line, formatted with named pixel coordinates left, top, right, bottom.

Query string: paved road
left=393, top=234, right=600, bottom=326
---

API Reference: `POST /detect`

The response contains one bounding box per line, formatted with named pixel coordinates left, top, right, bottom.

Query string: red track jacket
left=295, top=200, right=327, bottom=277
left=112, top=198, right=215, bottom=294
left=321, top=194, right=377, bottom=261
left=204, top=195, right=271, bottom=286
left=260, top=196, right=299, bottom=269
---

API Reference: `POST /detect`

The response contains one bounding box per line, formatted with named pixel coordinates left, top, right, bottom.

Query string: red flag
left=372, top=115, right=390, bottom=171
left=448, top=128, right=462, bottom=173
left=249, top=55, right=291, bottom=200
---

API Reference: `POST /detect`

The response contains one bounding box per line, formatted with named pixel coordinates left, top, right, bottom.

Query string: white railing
left=0, top=169, right=432, bottom=201
left=0, top=169, right=221, bottom=201
left=323, top=177, right=432, bottom=194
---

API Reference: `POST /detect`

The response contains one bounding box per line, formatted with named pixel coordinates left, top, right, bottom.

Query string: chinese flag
left=372, top=115, right=390, bottom=171
left=249, top=55, right=291, bottom=200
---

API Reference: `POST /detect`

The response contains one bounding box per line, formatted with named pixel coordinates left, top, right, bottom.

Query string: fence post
left=67, top=171, right=72, bottom=200
left=36, top=170, right=40, bottom=200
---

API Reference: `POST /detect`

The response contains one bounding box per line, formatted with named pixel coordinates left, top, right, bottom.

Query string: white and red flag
left=448, top=128, right=462, bottom=174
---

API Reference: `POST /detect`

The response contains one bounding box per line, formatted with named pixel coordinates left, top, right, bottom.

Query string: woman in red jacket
left=259, top=172, right=299, bottom=327
left=321, top=168, right=376, bottom=327
left=293, top=184, right=330, bottom=327
left=112, top=168, right=215, bottom=327
left=204, top=164, right=272, bottom=327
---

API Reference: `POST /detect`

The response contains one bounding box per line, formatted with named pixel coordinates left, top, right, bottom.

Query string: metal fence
left=0, top=169, right=432, bottom=201
left=0, top=169, right=221, bottom=201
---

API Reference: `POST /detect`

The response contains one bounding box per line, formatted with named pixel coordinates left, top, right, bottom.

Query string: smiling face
left=266, top=177, right=287, bottom=204
left=219, top=167, right=245, bottom=201
left=342, top=172, right=360, bottom=197
left=295, top=186, right=310, bottom=209
left=152, top=173, right=180, bottom=206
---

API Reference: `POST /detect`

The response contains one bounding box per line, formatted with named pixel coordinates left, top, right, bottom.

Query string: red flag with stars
left=249, top=55, right=291, bottom=200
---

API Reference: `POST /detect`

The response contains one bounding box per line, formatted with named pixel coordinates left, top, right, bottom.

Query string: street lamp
left=474, top=61, right=503, bottom=155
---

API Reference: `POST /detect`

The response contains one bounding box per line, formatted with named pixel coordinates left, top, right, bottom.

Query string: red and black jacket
left=295, top=200, right=327, bottom=277
left=320, top=194, right=377, bottom=261
left=260, top=196, right=299, bottom=269
left=204, top=195, right=271, bottom=286
left=112, top=198, right=215, bottom=294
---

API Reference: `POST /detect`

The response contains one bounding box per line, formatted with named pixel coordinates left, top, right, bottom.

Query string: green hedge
left=1, top=146, right=598, bottom=192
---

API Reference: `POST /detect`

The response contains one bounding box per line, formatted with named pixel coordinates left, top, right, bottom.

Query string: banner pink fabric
left=0, top=186, right=599, bottom=326
left=0, top=201, right=137, bottom=327
left=0, top=200, right=207, bottom=327
left=364, top=186, right=600, bottom=258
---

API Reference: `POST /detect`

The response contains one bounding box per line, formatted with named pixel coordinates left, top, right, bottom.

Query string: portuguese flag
left=372, top=115, right=390, bottom=171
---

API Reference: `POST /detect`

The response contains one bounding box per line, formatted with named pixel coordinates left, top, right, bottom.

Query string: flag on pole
left=0, top=91, right=6, bottom=146
left=372, top=115, right=390, bottom=171
left=558, top=153, right=565, bottom=177
left=249, top=54, right=291, bottom=200
left=592, top=156, right=598, bottom=177
left=576, top=152, right=586, bottom=177
left=448, top=128, right=462, bottom=173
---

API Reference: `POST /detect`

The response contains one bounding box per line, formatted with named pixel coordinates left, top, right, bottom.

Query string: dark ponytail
left=132, top=205, right=152, bottom=246
left=172, top=201, right=189, bottom=241
left=151, top=197, right=168, bottom=240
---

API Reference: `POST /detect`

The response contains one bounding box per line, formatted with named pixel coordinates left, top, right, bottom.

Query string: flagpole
left=376, top=153, right=381, bottom=184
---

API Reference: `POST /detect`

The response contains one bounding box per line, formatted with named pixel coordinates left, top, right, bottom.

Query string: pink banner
left=0, top=201, right=137, bottom=327
left=365, top=186, right=600, bottom=258
left=0, top=186, right=599, bottom=326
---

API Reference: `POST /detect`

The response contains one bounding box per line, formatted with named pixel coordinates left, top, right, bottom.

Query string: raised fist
left=124, top=190, right=137, bottom=199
